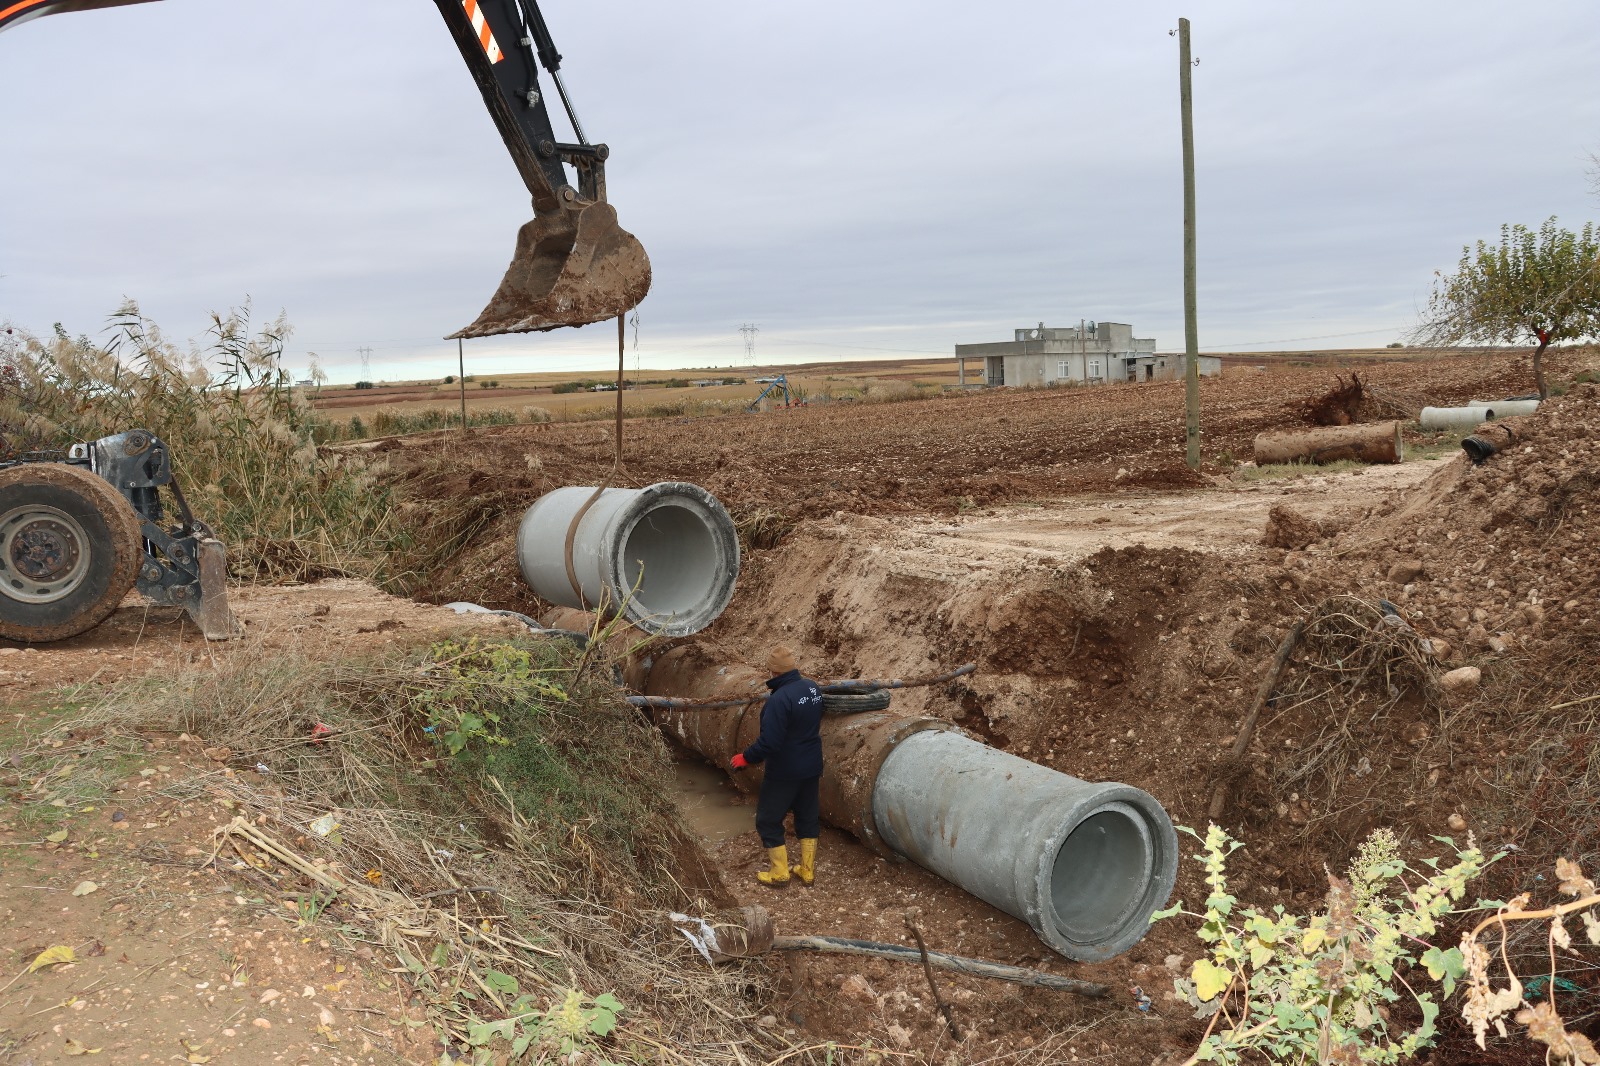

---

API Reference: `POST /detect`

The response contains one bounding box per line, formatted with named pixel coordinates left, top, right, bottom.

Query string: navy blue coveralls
left=742, top=669, right=824, bottom=848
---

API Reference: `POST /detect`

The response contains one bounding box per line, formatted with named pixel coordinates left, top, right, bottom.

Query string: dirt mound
left=1262, top=503, right=1324, bottom=549
left=1332, top=383, right=1600, bottom=659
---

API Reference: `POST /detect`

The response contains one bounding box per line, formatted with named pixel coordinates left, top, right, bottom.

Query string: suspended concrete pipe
left=518, top=482, right=740, bottom=637
left=643, top=641, right=1179, bottom=963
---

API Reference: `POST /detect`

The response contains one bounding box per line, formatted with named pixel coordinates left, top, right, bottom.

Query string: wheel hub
left=0, top=505, right=92, bottom=604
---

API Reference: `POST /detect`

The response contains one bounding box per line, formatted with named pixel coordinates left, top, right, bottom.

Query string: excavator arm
left=0, top=0, right=650, bottom=337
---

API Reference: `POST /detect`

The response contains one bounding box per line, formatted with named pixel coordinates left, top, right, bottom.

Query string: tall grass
left=0, top=301, right=408, bottom=582
left=314, top=405, right=546, bottom=443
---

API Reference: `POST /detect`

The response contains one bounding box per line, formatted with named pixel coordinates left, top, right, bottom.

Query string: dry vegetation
left=0, top=303, right=411, bottom=583
left=11, top=628, right=798, bottom=1064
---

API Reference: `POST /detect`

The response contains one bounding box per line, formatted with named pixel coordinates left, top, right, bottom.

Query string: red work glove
left=730, top=753, right=749, bottom=771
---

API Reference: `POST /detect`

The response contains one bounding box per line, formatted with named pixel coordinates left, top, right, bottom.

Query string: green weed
left=1155, top=824, right=1492, bottom=1065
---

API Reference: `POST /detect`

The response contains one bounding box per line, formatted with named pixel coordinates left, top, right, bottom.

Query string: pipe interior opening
left=1048, top=807, right=1153, bottom=943
left=620, top=502, right=720, bottom=620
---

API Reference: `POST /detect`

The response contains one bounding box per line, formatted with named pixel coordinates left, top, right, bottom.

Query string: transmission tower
left=357, top=346, right=373, bottom=382
left=738, top=323, right=759, bottom=367
left=630, top=310, right=641, bottom=386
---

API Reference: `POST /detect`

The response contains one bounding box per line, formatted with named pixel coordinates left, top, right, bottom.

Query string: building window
left=1056, top=360, right=1069, bottom=379
left=1089, top=359, right=1102, bottom=379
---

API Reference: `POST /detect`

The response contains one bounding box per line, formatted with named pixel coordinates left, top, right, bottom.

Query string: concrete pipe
left=1420, top=406, right=1492, bottom=431
left=644, top=641, right=1178, bottom=962
left=1468, top=399, right=1540, bottom=417
left=872, top=730, right=1177, bottom=962
left=1416, top=404, right=1544, bottom=431
left=1253, top=421, right=1403, bottom=466
left=517, top=482, right=739, bottom=637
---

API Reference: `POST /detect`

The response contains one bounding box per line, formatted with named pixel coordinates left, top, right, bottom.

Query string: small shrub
left=413, top=637, right=567, bottom=757
left=1157, top=825, right=1491, bottom=1065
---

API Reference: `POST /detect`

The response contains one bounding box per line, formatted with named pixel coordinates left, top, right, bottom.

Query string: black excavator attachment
left=0, top=431, right=239, bottom=643
left=434, top=0, right=651, bottom=336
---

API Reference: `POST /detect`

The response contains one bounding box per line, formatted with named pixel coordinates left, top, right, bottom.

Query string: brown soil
left=6, top=350, right=1596, bottom=1064
left=365, top=351, right=1559, bottom=611
left=359, top=348, right=1598, bottom=1064
left=0, top=579, right=531, bottom=697
left=0, top=594, right=532, bottom=1065
left=0, top=748, right=442, bottom=1065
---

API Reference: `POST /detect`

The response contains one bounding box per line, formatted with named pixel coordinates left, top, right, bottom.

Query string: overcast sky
left=2, top=1, right=1596, bottom=382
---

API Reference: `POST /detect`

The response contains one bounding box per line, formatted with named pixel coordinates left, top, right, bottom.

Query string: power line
left=1193, top=326, right=1404, bottom=350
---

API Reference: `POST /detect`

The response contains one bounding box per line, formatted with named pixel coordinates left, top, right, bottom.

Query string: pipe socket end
left=517, top=481, right=740, bottom=637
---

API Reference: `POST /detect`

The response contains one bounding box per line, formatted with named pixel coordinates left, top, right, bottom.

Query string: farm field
left=307, top=347, right=1475, bottom=425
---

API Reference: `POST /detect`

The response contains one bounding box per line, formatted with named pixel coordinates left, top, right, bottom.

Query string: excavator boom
left=1, top=0, right=650, bottom=337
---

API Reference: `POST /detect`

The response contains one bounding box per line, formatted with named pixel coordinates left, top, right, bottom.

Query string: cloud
left=1, top=0, right=1595, bottom=381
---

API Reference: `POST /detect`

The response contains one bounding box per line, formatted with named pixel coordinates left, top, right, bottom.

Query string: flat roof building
left=954, top=321, right=1219, bottom=387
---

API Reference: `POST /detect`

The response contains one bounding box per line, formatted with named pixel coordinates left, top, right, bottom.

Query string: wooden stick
left=768, top=935, right=1107, bottom=997
left=904, top=916, right=959, bottom=1038
left=1208, top=620, right=1304, bottom=821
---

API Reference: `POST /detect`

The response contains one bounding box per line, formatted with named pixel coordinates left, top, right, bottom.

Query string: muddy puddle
left=670, top=756, right=752, bottom=844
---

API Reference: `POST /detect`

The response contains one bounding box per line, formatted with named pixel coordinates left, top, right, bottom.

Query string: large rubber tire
left=821, top=689, right=893, bottom=715
left=0, top=464, right=143, bottom=643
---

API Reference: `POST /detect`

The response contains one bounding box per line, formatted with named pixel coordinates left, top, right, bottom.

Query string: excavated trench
left=413, top=456, right=1474, bottom=1059
left=517, top=483, right=1181, bottom=964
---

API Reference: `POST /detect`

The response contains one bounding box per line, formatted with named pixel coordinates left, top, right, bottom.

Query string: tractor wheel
left=0, top=464, right=143, bottom=643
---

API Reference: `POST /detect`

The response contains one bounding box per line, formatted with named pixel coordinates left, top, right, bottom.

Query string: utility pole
left=457, top=338, right=467, bottom=432
left=1178, top=17, right=1201, bottom=469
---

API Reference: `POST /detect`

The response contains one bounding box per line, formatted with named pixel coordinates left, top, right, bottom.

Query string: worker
left=729, top=646, right=822, bottom=888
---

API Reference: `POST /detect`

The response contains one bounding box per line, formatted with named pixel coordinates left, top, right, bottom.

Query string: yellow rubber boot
left=796, top=838, right=817, bottom=887
left=756, top=846, right=790, bottom=888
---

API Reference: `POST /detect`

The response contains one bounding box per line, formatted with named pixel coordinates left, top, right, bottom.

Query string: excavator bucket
left=450, top=201, right=651, bottom=338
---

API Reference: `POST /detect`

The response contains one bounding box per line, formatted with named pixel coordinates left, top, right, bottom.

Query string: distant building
left=954, top=321, right=1219, bottom=387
